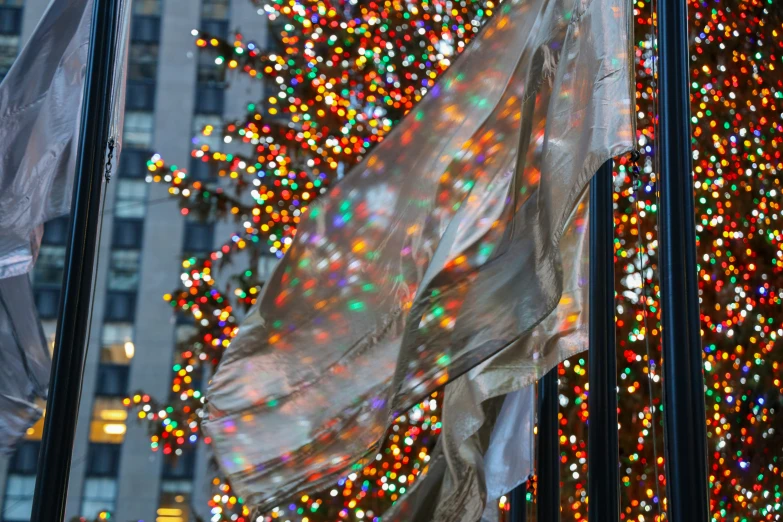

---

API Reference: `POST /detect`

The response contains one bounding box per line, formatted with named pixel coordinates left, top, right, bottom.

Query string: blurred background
left=0, top=0, right=272, bottom=520
left=0, top=0, right=781, bottom=521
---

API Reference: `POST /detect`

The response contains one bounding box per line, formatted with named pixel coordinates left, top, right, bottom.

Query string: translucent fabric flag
left=205, top=0, right=633, bottom=508
left=0, top=0, right=93, bottom=453
left=0, top=274, right=50, bottom=454
left=0, top=0, right=131, bottom=450
left=383, top=194, right=589, bottom=522
left=0, top=0, right=130, bottom=280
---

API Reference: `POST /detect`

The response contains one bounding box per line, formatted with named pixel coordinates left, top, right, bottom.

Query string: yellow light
left=157, top=508, right=183, bottom=516
left=100, top=409, right=128, bottom=421
left=103, top=423, right=127, bottom=435
left=124, top=341, right=135, bottom=359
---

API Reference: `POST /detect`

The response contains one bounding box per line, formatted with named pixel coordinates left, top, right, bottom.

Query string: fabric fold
left=0, top=0, right=131, bottom=280
left=0, top=0, right=91, bottom=280
left=0, top=274, right=51, bottom=454
left=384, top=192, right=589, bottom=521
left=0, top=0, right=131, bottom=450
left=205, top=0, right=632, bottom=509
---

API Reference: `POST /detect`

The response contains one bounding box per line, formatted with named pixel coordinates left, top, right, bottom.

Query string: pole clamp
left=104, top=138, right=116, bottom=182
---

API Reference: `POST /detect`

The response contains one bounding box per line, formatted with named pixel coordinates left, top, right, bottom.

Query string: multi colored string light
left=127, top=0, right=783, bottom=520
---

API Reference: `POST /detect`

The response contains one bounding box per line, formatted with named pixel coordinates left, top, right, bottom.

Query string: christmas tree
left=127, top=0, right=783, bottom=520
left=129, top=0, right=493, bottom=519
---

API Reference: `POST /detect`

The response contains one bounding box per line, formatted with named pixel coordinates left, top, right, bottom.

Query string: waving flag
left=384, top=193, right=589, bottom=521
left=0, top=0, right=130, bottom=452
left=205, top=0, right=633, bottom=509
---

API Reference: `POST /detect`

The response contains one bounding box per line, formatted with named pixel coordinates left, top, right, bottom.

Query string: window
left=125, top=79, right=156, bottom=111
left=104, top=291, right=137, bottom=321
left=200, top=19, right=229, bottom=39
left=201, top=0, right=229, bottom=20
left=175, top=310, right=193, bottom=325
left=130, top=15, right=161, bottom=43
left=0, top=6, right=21, bottom=34
left=95, top=364, right=130, bottom=397
left=2, top=475, right=35, bottom=521
left=89, top=397, right=127, bottom=444
left=86, top=444, right=122, bottom=476
left=195, top=84, right=225, bottom=115
left=189, top=155, right=218, bottom=181
left=266, top=19, right=288, bottom=52
left=157, top=480, right=193, bottom=522
left=191, top=114, right=222, bottom=150
left=112, top=218, right=144, bottom=248
left=162, top=448, right=196, bottom=479
left=188, top=365, right=205, bottom=392
left=23, top=400, right=45, bottom=440
left=119, top=148, right=152, bottom=178
left=258, top=254, right=279, bottom=283
left=43, top=216, right=69, bottom=244
left=34, top=288, right=60, bottom=319
left=101, top=323, right=134, bottom=363
left=3, top=442, right=40, bottom=521
left=42, top=320, right=57, bottom=355
left=175, top=325, right=198, bottom=347
left=197, top=49, right=224, bottom=84
left=115, top=179, right=148, bottom=218
left=9, top=442, right=39, bottom=473
left=132, top=0, right=161, bottom=16
left=108, top=249, right=141, bottom=291
left=81, top=477, right=117, bottom=520
left=33, top=245, right=66, bottom=285
left=183, top=222, right=214, bottom=255
left=122, top=111, right=154, bottom=148
left=0, top=33, right=18, bottom=80
left=128, top=42, right=158, bottom=81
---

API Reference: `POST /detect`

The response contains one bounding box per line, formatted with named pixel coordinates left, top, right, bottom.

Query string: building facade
left=0, top=0, right=266, bottom=520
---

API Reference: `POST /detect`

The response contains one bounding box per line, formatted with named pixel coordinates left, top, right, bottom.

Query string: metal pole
left=30, top=0, right=121, bottom=519
left=587, top=161, right=619, bottom=522
left=537, top=370, right=560, bottom=522
left=508, top=480, right=527, bottom=522
left=656, top=0, right=710, bottom=519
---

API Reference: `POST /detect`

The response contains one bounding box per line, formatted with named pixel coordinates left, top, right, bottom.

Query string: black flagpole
left=656, top=0, right=710, bottom=519
left=508, top=480, right=526, bottom=522
left=537, top=370, right=560, bottom=522
left=587, top=160, right=619, bottom=522
left=30, top=0, right=121, bottom=519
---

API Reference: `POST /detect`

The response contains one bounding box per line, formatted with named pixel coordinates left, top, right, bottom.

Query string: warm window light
left=157, top=509, right=183, bottom=516
left=103, top=423, right=127, bottom=435
left=156, top=517, right=183, bottom=522
left=25, top=403, right=46, bottom=439
left=99, top=409, right=128, bottom=421
left=124, top=341, right=135, bottom=359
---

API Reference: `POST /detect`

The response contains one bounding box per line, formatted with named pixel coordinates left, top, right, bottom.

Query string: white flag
left=0, top=0, right=131, bottom=451
left=384, top=193, right=589, bottom=521
left=0, top=0, right=90, bottom=279
left=0, top=275, right=50, bottom=454
left=205, top=0, right=633, bottom=509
